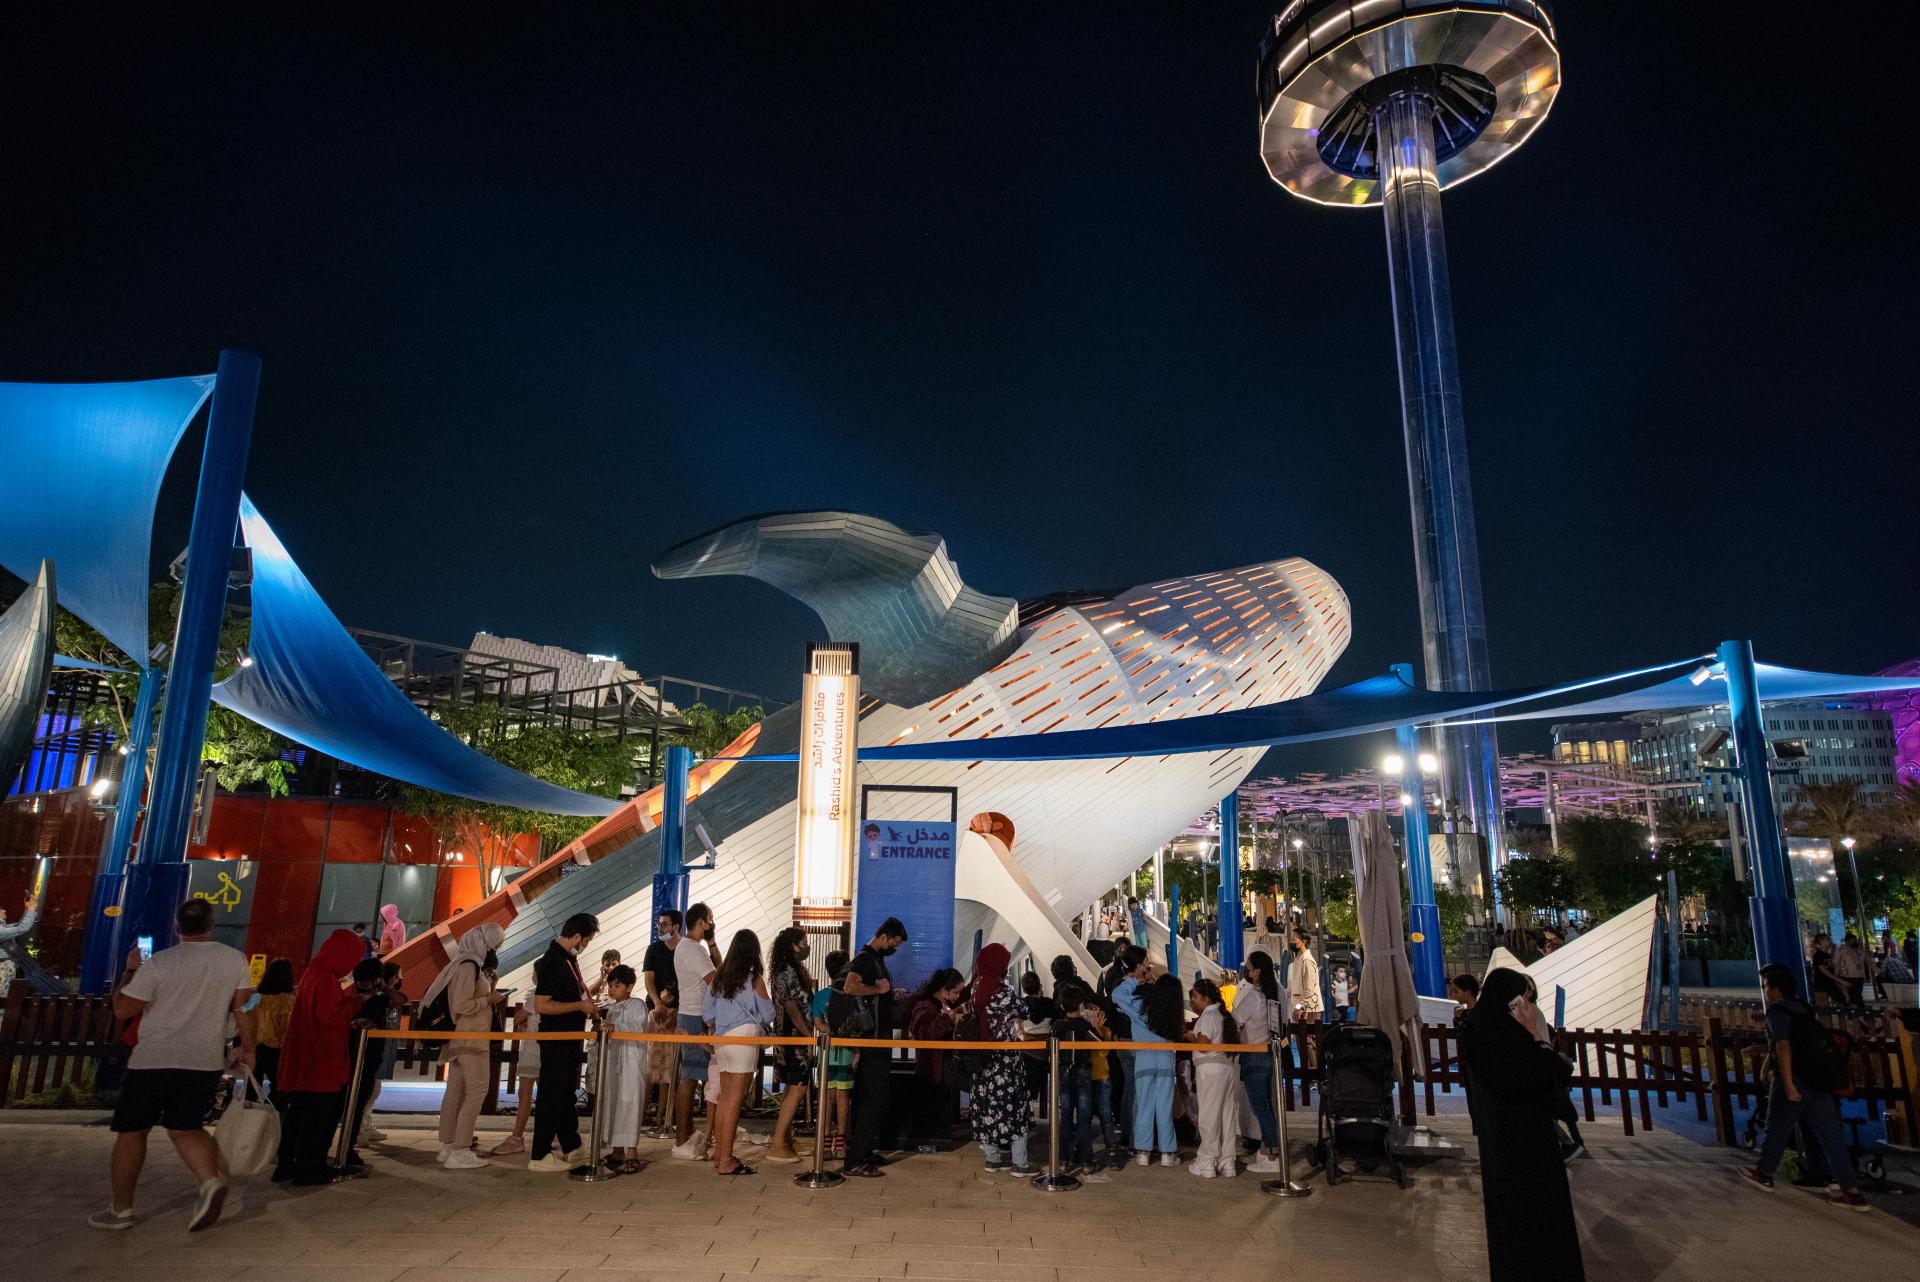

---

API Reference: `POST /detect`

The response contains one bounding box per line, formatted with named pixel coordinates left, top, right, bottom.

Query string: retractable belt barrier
left=339, top=1025, right=1314, bottom=1196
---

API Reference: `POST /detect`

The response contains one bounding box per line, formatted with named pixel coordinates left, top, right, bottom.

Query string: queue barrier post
left=794, top=1027, right=844, bottom=1189
left=331, top=1026, right=372, bottom=1180
left=1032, top=1031, right=1080, bottom=1192
left=1260, top=1036, right=1311, bottom=1199
left=572, top=1025, right=619, bottom=1181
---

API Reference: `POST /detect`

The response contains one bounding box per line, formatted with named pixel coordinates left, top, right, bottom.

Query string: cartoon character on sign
left=194, top=871, right=243, bottom=912
left=864, top=823, right=882, bottom=861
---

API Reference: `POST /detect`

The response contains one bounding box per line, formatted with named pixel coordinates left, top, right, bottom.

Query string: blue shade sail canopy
left=0, top=560, right=57, bottom=792
left=0, top=376, right=216, bottom=662
left=725, top=658, right=1920, bottom=764
left=213, top=496, right=619, bottom=818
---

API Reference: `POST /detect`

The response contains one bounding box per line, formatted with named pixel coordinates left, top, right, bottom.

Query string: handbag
left=215, top=1071, right=281, bottom=1178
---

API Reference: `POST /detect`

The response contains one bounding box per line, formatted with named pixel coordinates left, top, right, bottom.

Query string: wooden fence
left=6, top=980, right=1915, bottom=1148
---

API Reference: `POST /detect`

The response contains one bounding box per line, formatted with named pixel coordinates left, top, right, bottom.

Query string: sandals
left=620, top=1158, right=644, bottom=1175
left=716, top=1163, right=756, bottom=1176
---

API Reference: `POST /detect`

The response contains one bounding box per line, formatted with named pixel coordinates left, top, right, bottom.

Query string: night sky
left=4, top=6, right=1913, bottom=770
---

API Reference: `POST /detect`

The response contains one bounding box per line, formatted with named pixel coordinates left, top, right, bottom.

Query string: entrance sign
left=853, top=817, right=957, bottom=994
left=793, top=642, right=860, bottom=928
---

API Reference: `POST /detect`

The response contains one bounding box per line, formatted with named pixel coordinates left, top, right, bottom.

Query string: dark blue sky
left=4, top=6, right=1913, bottom=769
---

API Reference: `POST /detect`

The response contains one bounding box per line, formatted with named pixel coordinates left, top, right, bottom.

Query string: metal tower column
left=1217, top=791, right=1243, bottom=971
left=651, top=743, right=692, bottom=931
left=1376, top=90, right=1507, bottom=883
left=1721, top=639, right=1805, bottom=992
left=78, top=664, right=163, bottom=991
left=124, top=349, right=258, bottom=951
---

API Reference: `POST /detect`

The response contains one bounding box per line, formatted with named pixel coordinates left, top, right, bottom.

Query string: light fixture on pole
left=1841, top=835, right=1876, bottom=995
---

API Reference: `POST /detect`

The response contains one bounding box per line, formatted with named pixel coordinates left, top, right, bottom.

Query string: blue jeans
left=1093, top=1078, right=1120, bottom=1152
left=1240, top=1055, right=1278, bottom=1151
left=981, top=1132, right=1029, bottom=1167
left=1058, top=1064, right=1095, bottom=1165
left=1757, top=1083, right=1856, bottom=1189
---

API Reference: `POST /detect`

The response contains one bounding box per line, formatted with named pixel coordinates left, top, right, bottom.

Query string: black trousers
left=532, top=1042, right=584, bottom=1161
left=845, top=1049, right=892, bottom=1167
left=276, top=1088, right=345, bottom=1177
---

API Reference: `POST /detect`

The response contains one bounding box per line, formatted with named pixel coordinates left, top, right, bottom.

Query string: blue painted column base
left=1407, top=900, right=1445, bottom=998
left=78, top=874, right=129, bottom=993
left=651, top=872, right=688, bottom=930
left=122, top=863, right=193, bottom=957
left=1749, top=895, right=1803, bottom=984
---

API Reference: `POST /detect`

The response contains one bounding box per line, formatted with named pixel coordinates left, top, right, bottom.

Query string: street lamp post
left=1841, top=836, right=1876, bottom=997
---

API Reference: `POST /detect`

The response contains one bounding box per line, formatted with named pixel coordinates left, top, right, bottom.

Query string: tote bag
left=215, top=1071, right=281, bottom=1178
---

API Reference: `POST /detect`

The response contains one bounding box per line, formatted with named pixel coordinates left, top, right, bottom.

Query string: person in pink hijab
left=377, top=905, right=406, bottom=956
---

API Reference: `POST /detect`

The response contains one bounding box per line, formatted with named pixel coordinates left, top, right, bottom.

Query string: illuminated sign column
left=793, top=641, right=860, bottom=932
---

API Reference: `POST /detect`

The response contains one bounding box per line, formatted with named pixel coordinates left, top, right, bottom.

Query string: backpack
left=825, top=979, right=876, bottom=1038
left=1786, top=1007, right=1852, bottom=1094
left=416, top=959, right=479, bottom=1037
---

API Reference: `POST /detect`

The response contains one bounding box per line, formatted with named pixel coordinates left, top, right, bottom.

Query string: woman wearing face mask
left=906, top=967, right=966, bottom=1152
left=764, top=927, right=815, bottom=1163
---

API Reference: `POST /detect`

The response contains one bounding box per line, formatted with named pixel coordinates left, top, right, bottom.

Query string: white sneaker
left=187, top=1177, right=228, bottom=1233
left=526, top=1154, right=574, bottom=1173
left=1160, top=1153, right=1179, bottom=1168
left=435, top=1145, right=452, bottom=1165
left=1134, top=1151, right=1149, bottom=1167
left=1189, top=1161, right=1216, bottom=1179
left=87, top=1207, right=135, bottom=1232
left=670, top=1140, right=704, bottom=1160
left=563, top=1146, right=590, bottom=1164
left=443, top=1149, right=489, bottom=1170
left=362, top=1127, right=387, bottom=1143
left=1216, top=1162, right=1237, bottom=1179
left=1246, top=1154, right=1280, bottom=1174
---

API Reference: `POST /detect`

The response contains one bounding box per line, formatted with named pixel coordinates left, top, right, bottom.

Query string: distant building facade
left=1553, top=700, right=1900, bottom=818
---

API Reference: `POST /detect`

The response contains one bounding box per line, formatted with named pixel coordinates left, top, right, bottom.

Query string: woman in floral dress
left=966, top=943, right=1034, bottom=1174
left=765, top=927, right=815, bottom=1163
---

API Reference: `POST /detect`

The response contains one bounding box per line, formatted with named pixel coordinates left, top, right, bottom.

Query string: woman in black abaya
left=1460, top=967, right=1585, bottom=1282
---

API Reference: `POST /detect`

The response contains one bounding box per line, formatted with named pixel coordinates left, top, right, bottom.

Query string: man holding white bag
left=91, top=898, right=254, bottom=1233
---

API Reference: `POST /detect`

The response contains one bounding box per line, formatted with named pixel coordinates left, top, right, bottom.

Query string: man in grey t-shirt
left=92, top=899, right=254, bottom=1234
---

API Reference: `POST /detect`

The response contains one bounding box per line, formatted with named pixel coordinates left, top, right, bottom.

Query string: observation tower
left=1256, top=0, right=1560, bottom=885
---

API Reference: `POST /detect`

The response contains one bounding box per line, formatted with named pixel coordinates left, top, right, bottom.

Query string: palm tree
left=1786, top=778, right=1868, bottom=845
left=1867, top=779, right=1920, bottom=844
left=1653, top=798, right=1723, bottom=846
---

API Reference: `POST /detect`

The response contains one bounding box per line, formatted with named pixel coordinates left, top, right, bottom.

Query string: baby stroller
left=1312, top=1023, right=1407, bottom=1188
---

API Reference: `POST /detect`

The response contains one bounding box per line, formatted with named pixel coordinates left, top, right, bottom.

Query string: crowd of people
left=84, top=888, right=1886, bottom=1259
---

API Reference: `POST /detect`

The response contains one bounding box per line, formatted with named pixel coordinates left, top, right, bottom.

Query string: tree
left=668, top=703, right=764, bottom=761
left=1497, top=854, right=1577, bottom=924
left=400, top=701, right=635, bottom=894
left=1653, top=798, right=1724, bottom=846
left=1868, top=780, right=1920, bottom=845
left=1650, top=840, right=1726, bottom=901
left=1787, top=779, right=1869, bottom=846
left=1559, top=814, right=1658, bottom=918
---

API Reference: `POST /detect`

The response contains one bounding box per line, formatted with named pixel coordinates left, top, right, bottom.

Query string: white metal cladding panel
left=1524, top=895, right=1657, bottom=1031
left=518, top=557, right=1348, bottom=973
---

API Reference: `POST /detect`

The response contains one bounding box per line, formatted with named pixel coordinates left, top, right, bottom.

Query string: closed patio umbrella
left=1351, top=808, right=1421, bottom=1075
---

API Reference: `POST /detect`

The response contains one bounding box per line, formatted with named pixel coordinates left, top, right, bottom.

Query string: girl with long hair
left=1115, top=969, right=1185, bottom=1166
left=765, top=927, right=815, bottom=1162
left=1234, top=950, right=1282, bottom=1172
left=1185, top=976, right=1239, bottom=1178
left=252, top=959, right=296, bottom=1095
left=704, top=929, right=773, bottom=1175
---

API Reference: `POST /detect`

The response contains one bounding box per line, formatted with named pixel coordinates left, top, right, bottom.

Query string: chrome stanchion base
left=569, top=1161, right=618, bottom=1182
left=1259, top=1176, right=1313, bottom=1198
left=1030, top=1172, right=1081, bottom=1193
left=792, top=1168, right=846, bottom=1188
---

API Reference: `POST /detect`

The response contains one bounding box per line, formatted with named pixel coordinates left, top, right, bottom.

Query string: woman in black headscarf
left=1460, top=968, right=1584, bottom=1282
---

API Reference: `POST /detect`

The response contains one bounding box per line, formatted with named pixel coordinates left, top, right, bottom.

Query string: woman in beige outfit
left=426, top=923, right=506, bottom=1168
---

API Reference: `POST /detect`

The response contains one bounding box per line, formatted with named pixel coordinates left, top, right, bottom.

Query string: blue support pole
left=650, top=743, right=692, bottom=937
left=1393, top=686, right=1445, bottom=997
left=1217, top=791, right=1243, bottom=972
left=124, top=350, right=258, bottom=952
left=78, top=665, right=163, bottom=991
left=1721, top=639, right=1806, bottom=993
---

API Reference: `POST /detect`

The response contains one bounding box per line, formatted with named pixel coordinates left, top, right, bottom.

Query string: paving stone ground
left=4, top=1108, right=1915, bottom=1281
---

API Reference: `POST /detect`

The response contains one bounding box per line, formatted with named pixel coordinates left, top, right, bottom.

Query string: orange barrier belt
left=369, top=1029, right=1280, bottom=1053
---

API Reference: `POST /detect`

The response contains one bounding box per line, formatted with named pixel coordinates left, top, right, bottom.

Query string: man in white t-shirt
left=670, top=901, right=721, bottom=1157
left=93, top=898, right=254, bottom=1234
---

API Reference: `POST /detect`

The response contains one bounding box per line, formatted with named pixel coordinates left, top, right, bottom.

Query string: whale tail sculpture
left=1, top=559, right=57, bottom=794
